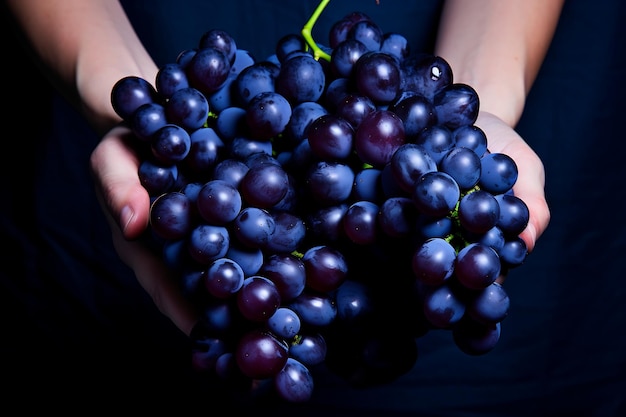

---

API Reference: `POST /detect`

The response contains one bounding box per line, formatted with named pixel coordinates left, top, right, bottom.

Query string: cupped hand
left=90, top=124, right=199, bottom=336
left=475, top=111, right=551, bottom=254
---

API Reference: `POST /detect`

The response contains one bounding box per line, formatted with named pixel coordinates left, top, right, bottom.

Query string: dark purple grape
left=149, top=191, right=194, bottom=241
left=274, top=358, right=314, bottom=403
left=150, top=124, right=191, bottom=165
left=335, top=94, right=376, bottom=131
left=111, top=75, right=158, bottom=121
left=412, top=237, right=456, bottom=286
left=131, top=102, right=167, bottom=142
left=155, top=62, right=189, bottom=100
left=305, top=204, right=349, bottom=243
left=235, top=329, right=288, bottom=379
left=354, top=110, right=406, bottom=168
left=275, top=55, right=326, bottom=105
left=458, top=190, right=500, bottom=234
left=237, top=276, right=281, bottom=322
left=342, top=200, right=380, bottom=245
left=198, top=29, right=237, bottom=65
left=334, top=280, right=375, bottom=325
left=455, top=243, right=501, bottom=289
left=302, top=245, right=348, bottom=293
left=186, top=47, right=232, bottom=96
left=164, top=87, right=209, bottom=131
left=196, top=179, right=242, bottom=225
left=354, top=52, right=401, bottom=104
left=434, top=83, right=480, bottom=130
left=307, top=114, right=354, bottom=160
left=239, top=162, right=290, bottom=209
left=204, top=257, right=245, bottom=299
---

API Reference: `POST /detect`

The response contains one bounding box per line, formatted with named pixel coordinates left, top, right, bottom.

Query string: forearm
left=435, top=0, right=564, bottom=127
left=6, top=0, right=157, bottom=134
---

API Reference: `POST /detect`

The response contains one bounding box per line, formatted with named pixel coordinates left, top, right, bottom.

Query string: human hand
left=474, top=111, right=551, bottom=254
left=90, top=124, right=199, bottom=336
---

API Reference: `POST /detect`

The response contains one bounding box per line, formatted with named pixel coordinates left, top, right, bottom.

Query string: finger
left=90, top=125, right=151, bottom=240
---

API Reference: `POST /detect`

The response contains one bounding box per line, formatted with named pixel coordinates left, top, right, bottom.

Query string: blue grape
left=453, top=316, right=501, bottom=356
left=204, top=257, right=245, bottom=299
left=378, top=196, right=417, bottom=238
left=131, top=102, right=167, bottom=142
left=412, top=171, right=460, bottom=217
left=422, top=283, right=465, bottom=328
left=198, top=29, right=237, bottom=65
left=186, top=47, right=232, bottom=96
left=289, top=333, right=327, bottom=366
left=273, top=358, right=314, bottom=403
left=306, top=161, right=355, bottom=206
left=275, top=54, right=326, bottom=104
left=149, top=191, right=194, bottom=241
left=150, top=124, right=191, bottom=165
left=235, top=62, right=276, bottom=105
left=439, top=146, right=481, bottom=190
left=268, top=307, right=301, bottom=340
left=411, top=237, right=456, bottom=286
left=389, top=143, right=437, bottom=193
left=111, top=75, right=158, bottom=121
left=458, top=190, right=500, bottom=234
left=232, top=207, right=276, bottom=249
left=245, top=91, right=292, bottom=140
left=434, top=83, right=480, bottom=130
left=187, top=223, right=230, bottom=264
left=479, top=152, right=519, bottom=194
left=260, top=253, right=306, bottom=301
left=164, top=87, right=209, bottom=131
left=467, top=281, right=510, bottom=324
left=495, top=194, right=530, bottom=236
left=330, top=38, right=369, bottom=78
left=498, top=236, right=528, bottom=268
left=288, top=291, right=337, bottom=327
left=155, top=62, right=189, bottom=100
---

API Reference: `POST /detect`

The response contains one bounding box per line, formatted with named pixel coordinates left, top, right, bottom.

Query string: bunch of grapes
left=110, top=0, right=529, bottom=403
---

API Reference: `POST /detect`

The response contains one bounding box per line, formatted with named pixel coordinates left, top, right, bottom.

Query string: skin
left=5, top=0, right=558, bottom=336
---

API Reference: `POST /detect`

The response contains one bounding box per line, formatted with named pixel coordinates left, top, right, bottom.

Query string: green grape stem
left=301, top=0, right=332, bottom=62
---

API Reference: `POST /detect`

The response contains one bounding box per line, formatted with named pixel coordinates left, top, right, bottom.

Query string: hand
left=475, top=111, right=551, bottom=254
left=90, top=124, right=199, bottom=336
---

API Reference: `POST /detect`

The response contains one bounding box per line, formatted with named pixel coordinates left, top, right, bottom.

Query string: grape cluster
left=110, top=4, right=529, bottom=403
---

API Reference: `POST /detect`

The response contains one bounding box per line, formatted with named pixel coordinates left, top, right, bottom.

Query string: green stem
left=301, top=0, right=332, bottom=62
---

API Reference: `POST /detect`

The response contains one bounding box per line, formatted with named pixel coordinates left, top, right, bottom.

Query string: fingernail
left=120, top=205, right=134, bottom=233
